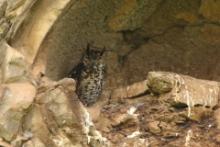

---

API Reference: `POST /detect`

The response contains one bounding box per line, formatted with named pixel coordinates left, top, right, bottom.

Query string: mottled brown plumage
left=69, top=45, right=105, bottom=106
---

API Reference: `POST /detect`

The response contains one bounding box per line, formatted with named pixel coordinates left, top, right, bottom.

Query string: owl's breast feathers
left=68, top=45, right=106, bottom=106
left=77, top=62, right=105, bottom=106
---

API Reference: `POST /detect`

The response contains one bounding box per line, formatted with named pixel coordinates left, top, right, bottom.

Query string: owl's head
left=83, top=44, right=105, bottom=63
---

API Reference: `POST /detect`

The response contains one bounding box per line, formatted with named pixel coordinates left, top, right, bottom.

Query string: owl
left=68, top=44, right=105, bottom=106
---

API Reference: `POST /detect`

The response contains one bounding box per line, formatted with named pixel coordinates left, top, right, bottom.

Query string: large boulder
left=0, top=82, right=36, bottom=141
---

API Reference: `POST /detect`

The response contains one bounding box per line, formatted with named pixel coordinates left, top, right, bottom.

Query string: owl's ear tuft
left=86, top=43, right=90, bottom=55
left=101, top=47, right=106, bottom=56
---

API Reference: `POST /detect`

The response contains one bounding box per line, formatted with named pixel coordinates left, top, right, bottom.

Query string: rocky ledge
left=0, top=44, right=219, bottom=146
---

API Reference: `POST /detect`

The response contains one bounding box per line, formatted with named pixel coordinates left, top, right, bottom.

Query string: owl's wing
left=68, top=62, right=85, bottom=80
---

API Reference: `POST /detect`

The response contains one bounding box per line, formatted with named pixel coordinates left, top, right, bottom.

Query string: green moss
left=148, top=78, right=173, bottom=95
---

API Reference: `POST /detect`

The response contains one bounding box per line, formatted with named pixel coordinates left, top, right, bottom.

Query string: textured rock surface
left=24, top=0, right=219, bottom=89
left=0, top=82, right=36, bottom=141
left=107, top=0, right=162, bottom=31
left=23, top=138, right=46, bottom=147
left=0, top=41, right=29, bottom=83
left=37, top=78, right=110, bottom=147
left=0, top=0, right=38, bottom=40
left=214, top=108, right=220, bottom=129
left=111, top=80, right=148, bottom=99
left=0, top=45, right=110, bottom=146
left=199, top=0, right=220, bottom=23
left=11, top=0, right=71, bottom=63
left=95, top=72, right=220, bottom=146
left=147, top=72, right=173, bottom=94
left=36, top=78, right=87, bottom=146
left=0, top=60, right=219, bottom=146
left=147, top=71, right=220, bottom=109
left=0, top=0, right=220, bottom=147
left=2, top=76, right=111, bottom=146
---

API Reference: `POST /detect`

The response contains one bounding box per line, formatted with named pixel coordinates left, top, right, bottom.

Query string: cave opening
left=33, top=0, right=220, bottom=90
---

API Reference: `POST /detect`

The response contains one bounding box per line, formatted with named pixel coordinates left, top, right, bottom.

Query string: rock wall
left=0, top=0, right=220, bottom=147
left=29, top=0, right=220, bottom=90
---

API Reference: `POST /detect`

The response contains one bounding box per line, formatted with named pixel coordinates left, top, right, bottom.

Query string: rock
left=102, top=105, right=139, bottom=127
left=11, top=0, right=72, bottom=64
left=36, top=78, right=110, bottom=147
left=111, top=112, right=138, bottom=128
left=199, top=0, right=220, bottom=23
left=23, top=104, right=55, bottom=147
left=0, top=137, right=11, bottom=147
left=87, top=126, right=110, bottom=147
left=142, top=0, right=201, bottom=36
left=26, top=0, right=123, bottom=80
left=147, top=71, right=219, bottom=109
left=0, top=0, right=219, bottom=146
left=188, top=106, right=212, bottom=122
left=0, top=42, right=29, bottom=83
left=51, top=131, right=79, bottom=147
left=126, top=80, right=149, bottom=98
left=104, top=51, right=125, bottom=89
left=45, top=87, right=81, bottom=127
left=111, top=88, right=127, bottom=100
left=23, top=137, right=46, bottom=147
left=147, top=121, right=177, bottom=136
left=0, top=1, right=9, bottom=40
left=172, top=114, right=188, bottom=125
left=147, top=72, right=173, bottom=94
left=37, top=78, right=87, bottom=146
left=0, top=1, right=7, bottom=18
left=107, top=0, right=162, bottom=31
left=214, top=108, right=220, bottom=129
left=117, top=137, right=149, bottom=147
left=87, top=90, right=110, bottom=122
left=0, top=18, right=10, bottom=39
left=40, top=79, right=80, bottom=127
left=97, top=104, right=140, bottom=145
left=147, top=71, right=220, bottom=122
left=0, top=0, right=39, bottom=40
left=148, top=121, right=161, bottom=134
left=0, top=82, right=36, bottom=141
left=80, top=106, right=110, bottom=147
left=111, top=80, right=148, bottom=99
left=199, top=24, right=220, bottom=46
left=181, top=24, right=220, bottom=47
left=213, top=134, right=220, bottom=144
